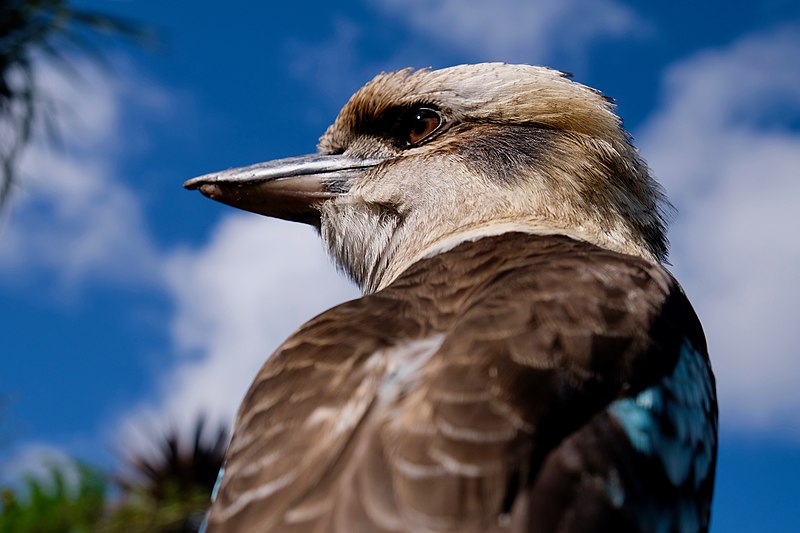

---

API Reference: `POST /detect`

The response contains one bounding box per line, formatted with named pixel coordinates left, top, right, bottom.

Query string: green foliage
left=99, top=485, right=209, bottom=533
left=0, top=463, right=106, bottom=533
left=0, top=417, right=226, bottom=532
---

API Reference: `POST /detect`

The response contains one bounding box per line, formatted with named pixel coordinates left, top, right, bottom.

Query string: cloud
left=637, top=25, right=800, bottom=433
left=117, top=214, right=358, bottom=449
left=286, top=0, right=648, bottom=106
left=0, top=57, right=166, bottom=291
left=0, top=52, right=357, bottom=458
left=376, top=0, right=647, bottom=63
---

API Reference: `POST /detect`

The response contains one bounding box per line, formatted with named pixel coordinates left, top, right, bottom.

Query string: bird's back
left=206, top=232, right=716, bottom=533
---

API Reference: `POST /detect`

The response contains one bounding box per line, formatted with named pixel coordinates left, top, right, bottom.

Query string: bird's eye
left=399, top=107, right=443, bottom=147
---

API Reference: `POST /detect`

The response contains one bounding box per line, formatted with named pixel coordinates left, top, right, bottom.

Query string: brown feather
left=205, top=233, right=711, bottom=532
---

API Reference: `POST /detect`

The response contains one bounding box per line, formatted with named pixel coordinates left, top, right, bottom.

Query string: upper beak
left=183, top=154, right=385, bottom=225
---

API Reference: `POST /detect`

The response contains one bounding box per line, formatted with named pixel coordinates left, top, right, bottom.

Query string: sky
left=1, top=0, right=799, bottom=530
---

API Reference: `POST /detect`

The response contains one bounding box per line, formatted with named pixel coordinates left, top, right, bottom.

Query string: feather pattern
left=204, top=232, right=716, bottom=532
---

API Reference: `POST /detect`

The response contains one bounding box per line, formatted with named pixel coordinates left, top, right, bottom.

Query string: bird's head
left=185, top=63, right=670, bottom=293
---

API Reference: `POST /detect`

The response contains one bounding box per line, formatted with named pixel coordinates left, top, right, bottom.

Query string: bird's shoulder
left=208, top=232, right=712, bottom=532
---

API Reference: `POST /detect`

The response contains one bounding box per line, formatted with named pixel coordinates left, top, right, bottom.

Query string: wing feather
left=206, top=233, right=715, bottom=532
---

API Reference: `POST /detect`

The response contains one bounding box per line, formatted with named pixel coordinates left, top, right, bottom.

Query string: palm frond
left=0, top=0, right=155, bottom=210
left=108, top=416, right=228, bottom=533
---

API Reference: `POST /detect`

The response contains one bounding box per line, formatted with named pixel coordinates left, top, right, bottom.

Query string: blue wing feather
left=608, top=339, right=716, bottom=531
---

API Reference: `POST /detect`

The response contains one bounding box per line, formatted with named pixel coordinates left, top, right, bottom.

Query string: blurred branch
left=0, top=0, right=156, bottom=211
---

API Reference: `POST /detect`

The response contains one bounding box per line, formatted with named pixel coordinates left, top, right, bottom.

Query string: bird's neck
left=371, top=220, right=593, bottom=293
left=320, top=200, right=660, bottom=295
left=321, top=210, right=586, bottom=294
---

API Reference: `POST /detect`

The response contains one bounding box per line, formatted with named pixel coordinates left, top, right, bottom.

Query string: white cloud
left=0, top=58, right=165, bottom=290
left=0, top=53, right=356, bottom=458
left=637, top=25, right=800, bottom=433
left=118, top=214, right=358, bottom=448
left=376, top=0, right=647, bottom=63
left=287, top=0, right=648, bottom=107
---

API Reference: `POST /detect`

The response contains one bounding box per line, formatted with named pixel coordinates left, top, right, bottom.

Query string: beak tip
left=183, top=175, right=221, bottom=199
left=183, top=176, right=204, bottom=190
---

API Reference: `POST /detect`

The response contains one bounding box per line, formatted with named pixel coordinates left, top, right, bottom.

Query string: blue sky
left=1, top=0, right=799, bottom=530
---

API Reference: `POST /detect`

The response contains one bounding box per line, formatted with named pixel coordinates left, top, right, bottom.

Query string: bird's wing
left=206, top=233, right=716, bottom=533
left=379, top=234, right=716, bottom=532
left=204, top=290, right=420, bottom=531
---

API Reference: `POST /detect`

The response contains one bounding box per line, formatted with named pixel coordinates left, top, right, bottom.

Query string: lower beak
left=183, top=154, right=385, bottom=225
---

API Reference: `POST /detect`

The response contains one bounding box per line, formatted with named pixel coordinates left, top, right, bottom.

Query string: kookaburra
left=185, top=63, right=717, bottom=532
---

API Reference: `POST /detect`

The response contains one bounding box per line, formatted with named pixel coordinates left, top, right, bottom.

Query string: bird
left=184, top=63, right=717, bottom=533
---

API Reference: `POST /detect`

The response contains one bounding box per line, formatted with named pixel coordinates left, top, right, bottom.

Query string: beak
left=183, top=154, right=385, bottom=225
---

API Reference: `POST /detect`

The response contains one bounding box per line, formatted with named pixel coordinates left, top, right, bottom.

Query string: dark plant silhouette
left=0, top=0, right=152, bottom=209
left=104, top=417, right=229, bottom=533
